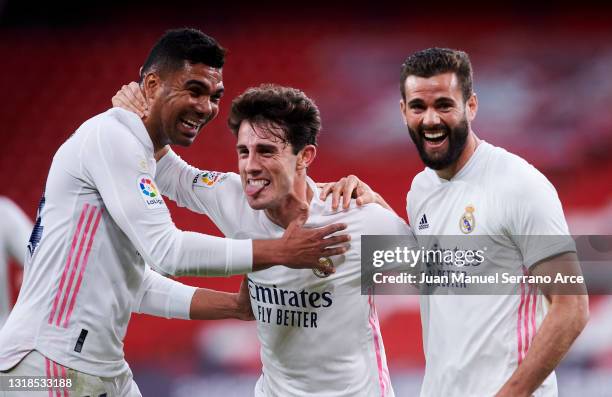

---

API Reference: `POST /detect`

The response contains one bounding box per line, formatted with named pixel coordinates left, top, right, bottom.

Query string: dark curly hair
left=400, top=47, right=473, bottom=102
left=228, top=84, right=321, bottom=154
left=140, top=28, right=226, bottom=81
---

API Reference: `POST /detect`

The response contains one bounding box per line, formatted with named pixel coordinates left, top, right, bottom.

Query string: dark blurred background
left=1, top=1, right=612, bottom=396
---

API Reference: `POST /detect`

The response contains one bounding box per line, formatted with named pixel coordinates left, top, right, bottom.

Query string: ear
left=400, top=99, right=408, bottom=125
left=466, top=93, right=478, bottom=122
left=142, top=72, right=162, bottom=103
left=296, top=145, right=317, bottom=171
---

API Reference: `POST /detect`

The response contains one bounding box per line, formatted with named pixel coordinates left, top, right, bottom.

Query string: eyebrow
left=185, top=80, right=225, bottom=96
left=407, top=96, right=456, bottom=106
left=434, top=97, right=455, bottom=104
left=236, top=143, right=279, bottom=151
left=407, top=98, right=426, bottom=107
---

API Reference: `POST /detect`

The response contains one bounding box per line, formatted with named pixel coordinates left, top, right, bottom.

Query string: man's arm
left=496, top=252, right=588, bottom=397
left=112, top=84, right=348, bottom=275
left=190, top=276, right=254, bottom=321
left=133, top=266, right=253, bottom=321
left=86, top=114, right=344, bottom=277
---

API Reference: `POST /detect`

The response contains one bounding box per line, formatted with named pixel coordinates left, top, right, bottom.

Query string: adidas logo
left=418, top=214, right=429, bottom=230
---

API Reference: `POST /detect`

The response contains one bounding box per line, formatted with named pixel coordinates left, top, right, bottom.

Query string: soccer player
left=114, top=83, right=410, bottom=396
left=0, top=29, right=348, bottom=396
left=320, top=48, right=589, bottom=396
left=0, top=196, right=33, bottom=329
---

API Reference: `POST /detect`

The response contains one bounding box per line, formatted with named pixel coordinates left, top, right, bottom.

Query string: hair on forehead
left=140, top=28, right=226, bottom=81
left=242, top=119, right=290, bottom=147
left=400, top=47, right=473, bottom=102
left=228, top=84, right=321, bottom=155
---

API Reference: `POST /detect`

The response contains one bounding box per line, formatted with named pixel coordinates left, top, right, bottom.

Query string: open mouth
left=245, top=178, right=270, bottom=196
left=179, top=118, right=203, bottom=135
left=422, top=130, right=448, bottom=148
left=423, top=130, right=448, bottom=143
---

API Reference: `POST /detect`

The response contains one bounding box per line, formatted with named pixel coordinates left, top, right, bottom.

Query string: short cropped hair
left=228, top=84, right=321, bottom=154
left=140, top=28, right=226, bottom=81
left=400, top=48, right=473, bottom=102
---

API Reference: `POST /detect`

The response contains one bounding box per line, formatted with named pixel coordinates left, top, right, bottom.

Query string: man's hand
left=112, top=81, right=148, bottom=119
left=189, top=277, right=254, bottom=321
left=235, top=276, right=255, bottom=321
left=317, top=175, right=391, bottom=211
left=252, top=206, right=350, bottom=274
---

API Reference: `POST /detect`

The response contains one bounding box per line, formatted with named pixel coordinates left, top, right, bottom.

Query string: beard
left=408, top=117, right=469, bottom=170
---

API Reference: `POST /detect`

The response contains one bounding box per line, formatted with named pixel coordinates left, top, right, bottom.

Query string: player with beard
left=320, top=48, right=588, bottom=397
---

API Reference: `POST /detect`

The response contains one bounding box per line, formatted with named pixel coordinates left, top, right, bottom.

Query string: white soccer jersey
left=0, top=108, right=252, bottom=378
left=0, top=197, right=33, bottom=328
left=156, top=149, right=412, bottom=397
left=407, top=141, right=575, bottom=397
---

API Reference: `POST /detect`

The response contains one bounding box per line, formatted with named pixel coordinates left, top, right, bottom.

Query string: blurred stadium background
left=1, top=1, right=612, bottom=395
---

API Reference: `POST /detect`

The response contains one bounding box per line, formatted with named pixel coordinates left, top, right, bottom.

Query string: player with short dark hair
left=0, top=28, right=347, bottom=396
left=322, top=47, right=588, bottom=397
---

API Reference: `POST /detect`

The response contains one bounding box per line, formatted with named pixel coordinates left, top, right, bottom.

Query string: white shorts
left=0, top=350, right=141, bottom=397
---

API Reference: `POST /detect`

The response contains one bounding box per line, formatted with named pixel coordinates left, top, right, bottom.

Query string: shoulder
left=80, top=108, right=151, bottom=157
left=193, top=171, right=243, bottom=193
left=96, top=108, right=147, bottom=142
left=486, top=144, right=557, bottom=199
left=346, top=203, right=410, bottom=235
left=409, top=168, right=436, bottom=195
left=0, top=197, right=15, bottom=215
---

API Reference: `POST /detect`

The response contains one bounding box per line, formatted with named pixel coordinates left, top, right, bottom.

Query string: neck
left=143, top=118, right=168, bottom=153
left=265, top=175, right=313, bottom=229
left=435, top=131, right=480, bottom=180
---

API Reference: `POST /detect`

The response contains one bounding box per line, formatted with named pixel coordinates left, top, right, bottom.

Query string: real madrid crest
left=313, top=257, right=334, bottom=278
left=460, top=205, right=476, bottom=234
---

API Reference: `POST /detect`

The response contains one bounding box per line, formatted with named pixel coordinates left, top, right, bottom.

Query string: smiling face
left=400, top=72, right=477, bottom=170
left=236, top=120, right=314, bottom=211
left=144, top=62, right=224, bottom=149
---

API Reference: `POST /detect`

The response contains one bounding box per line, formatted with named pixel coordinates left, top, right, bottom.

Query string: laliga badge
left=313, top=257, right=334, bottom=278
left=460, top=205, right=476, bottom=234
left=138, top=175, right=165, bottom=210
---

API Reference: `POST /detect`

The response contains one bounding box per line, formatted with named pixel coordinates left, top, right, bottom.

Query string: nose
left=422, top=108, right=441, bottom=127
left=194, top=97, right=213, bottom=119
left=244, top=152, right=262, bottom=175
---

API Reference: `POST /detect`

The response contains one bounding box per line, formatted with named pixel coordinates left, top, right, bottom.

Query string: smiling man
left=322, top=48, right=588, bottom=397
left=0, top=29, right=347, bottom=396
left=145, top=84, right=411, bottom=396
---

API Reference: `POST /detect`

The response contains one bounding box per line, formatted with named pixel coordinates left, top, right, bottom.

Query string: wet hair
left=140, top=28, right=226, bottom=81
left=400, top=47, right=473, bottom=102
left=228, top=84, right=321, bottom=154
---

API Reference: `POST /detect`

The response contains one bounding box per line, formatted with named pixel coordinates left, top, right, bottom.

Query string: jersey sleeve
left=503, top=169, right=576, bottom=268
left=360, top=204, right=418, bottom=273
left=155, top=148, right=244, bottom=235
left=132, top=264, right=196, bottom=319
left=0, top=197, right=33, bottom=266
left=362, top=203, right=415, bottom=237
left=81, top=116, right=252, bottom=277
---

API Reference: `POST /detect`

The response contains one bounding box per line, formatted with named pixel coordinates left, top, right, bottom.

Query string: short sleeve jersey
left=407, top=141, right=574, bottom=397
